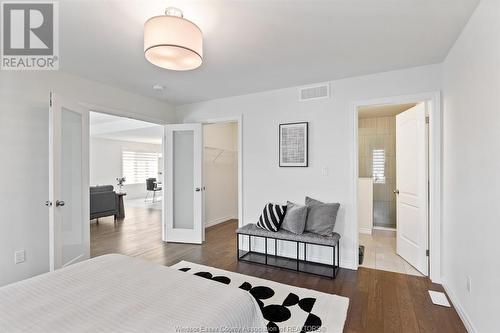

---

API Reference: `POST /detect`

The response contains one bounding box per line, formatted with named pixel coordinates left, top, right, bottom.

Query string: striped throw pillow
left=256, top=203, right=287, bottom=232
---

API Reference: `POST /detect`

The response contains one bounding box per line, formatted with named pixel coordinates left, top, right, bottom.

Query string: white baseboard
left=341, top=259, right=357, bottom=270
left=301, top=253, right=356, bottom=270
left=205, top=216, right=237, bottom=228
left=359, top=227, right=372, bottom=235
left=373, top=226, right=396, bottom=231
left=442, top=280, right=476, bottom=333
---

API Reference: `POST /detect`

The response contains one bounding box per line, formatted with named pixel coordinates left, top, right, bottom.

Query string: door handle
left=55, top=200, right=65, bottom=207
left=393, top=190, right=400, bottom=195
left=195, top=188, right=201, bottom=192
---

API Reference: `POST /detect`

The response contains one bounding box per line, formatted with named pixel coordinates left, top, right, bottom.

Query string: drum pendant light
left=144, top=7, right=203, bottom=71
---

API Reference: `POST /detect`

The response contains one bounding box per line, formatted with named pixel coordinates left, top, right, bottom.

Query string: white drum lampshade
left=144, top=7, right=203, bottom=71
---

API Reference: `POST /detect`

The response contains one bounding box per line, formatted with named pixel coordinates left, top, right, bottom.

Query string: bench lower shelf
left=238, top=250, right=339, bottom=278
left=237, top=233, right=340, bottom=279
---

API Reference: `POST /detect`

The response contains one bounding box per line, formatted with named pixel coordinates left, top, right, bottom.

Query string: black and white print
left=279, top=122, right=308, bottom=167
left=171, top=261, right=349, bottom=333
left=257, top=203, right=287, bottom=232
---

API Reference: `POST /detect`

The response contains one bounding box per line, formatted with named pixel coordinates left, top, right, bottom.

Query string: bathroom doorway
left=356, top=102, right=429, bottom=276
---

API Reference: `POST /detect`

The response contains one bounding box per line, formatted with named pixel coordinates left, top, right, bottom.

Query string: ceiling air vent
left=299, top=83, right=330, bottom=101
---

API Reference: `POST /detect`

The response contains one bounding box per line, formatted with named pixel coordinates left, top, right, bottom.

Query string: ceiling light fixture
left=144, top=7, right=203, bottom=71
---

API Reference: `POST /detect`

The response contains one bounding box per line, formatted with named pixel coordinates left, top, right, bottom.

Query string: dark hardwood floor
left=91, top=206, right=466, bottom=333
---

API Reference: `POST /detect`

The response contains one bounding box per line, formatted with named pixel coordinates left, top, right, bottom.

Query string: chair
left=145, top=178, right=162, bottom=203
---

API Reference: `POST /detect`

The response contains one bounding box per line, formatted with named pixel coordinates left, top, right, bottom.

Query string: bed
left=0, top=254, right=266, bottom=332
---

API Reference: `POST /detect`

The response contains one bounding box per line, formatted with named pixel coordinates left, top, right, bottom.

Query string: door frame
left=81, top=103, right=167, bottom=125
left=351, top=91, right=442, bottom=283
left=84, top=104, right=167, bottom=242
left=196, top=115, right=244, bottom=230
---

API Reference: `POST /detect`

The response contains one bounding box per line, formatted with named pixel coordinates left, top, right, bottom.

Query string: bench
left=236, top=224, right=340, bottom=279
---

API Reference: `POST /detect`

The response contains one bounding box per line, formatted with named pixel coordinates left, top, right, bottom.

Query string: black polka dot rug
left=171, top=261, right=349, bottom=333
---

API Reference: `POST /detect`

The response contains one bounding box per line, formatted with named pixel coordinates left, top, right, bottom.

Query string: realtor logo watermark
left=1, top=1, right=59, bottom=70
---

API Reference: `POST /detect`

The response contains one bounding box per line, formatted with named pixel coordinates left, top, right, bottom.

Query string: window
left=372, top=149, right=386, bottom=184
left=122, top=151, right=159, bottom=184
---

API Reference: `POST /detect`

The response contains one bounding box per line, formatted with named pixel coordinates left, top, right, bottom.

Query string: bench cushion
left=236, top=223, right=340, bottom=246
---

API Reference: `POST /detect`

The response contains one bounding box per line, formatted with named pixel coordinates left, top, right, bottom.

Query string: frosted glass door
left=164, top=124, right=203, bottom=244
left=49, top=93, right=89, bottom=270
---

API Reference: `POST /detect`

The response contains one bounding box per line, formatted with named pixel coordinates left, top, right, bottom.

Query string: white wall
left=90, top=137, right=162, bottom=200
left=0, top=71, right=174, bottom=287
left=358, top=178, right=373, bottom=234
left=203, top=123, right=238, bottom=226
left=442, top=0, right=500, bottom=331
left=177, top=64, right=442, bottom=268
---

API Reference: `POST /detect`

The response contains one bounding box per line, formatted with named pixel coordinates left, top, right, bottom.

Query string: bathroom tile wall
left=359, top=116, right=396, bottom=228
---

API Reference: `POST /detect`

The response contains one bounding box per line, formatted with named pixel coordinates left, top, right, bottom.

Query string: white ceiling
left=60, top=0, right=479, bottom=105
left=358, top=103, right=417, bottom=118
left=90, top=112, right=163, bottom=144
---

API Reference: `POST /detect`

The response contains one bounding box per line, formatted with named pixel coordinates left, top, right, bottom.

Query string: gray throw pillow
left=304, top=196, right=340, bottom=236
left=281, top=201, right=308, bottom=234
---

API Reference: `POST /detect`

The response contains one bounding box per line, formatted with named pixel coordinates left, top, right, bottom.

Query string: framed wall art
left=279, top=122, right=308, bottom=167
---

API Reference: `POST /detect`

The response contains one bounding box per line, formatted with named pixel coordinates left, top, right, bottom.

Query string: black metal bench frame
left=236, top=232, right=340, bottom=279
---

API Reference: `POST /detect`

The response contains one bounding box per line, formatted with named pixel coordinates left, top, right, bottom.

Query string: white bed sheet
left=0, top=254, right=266, bottom=333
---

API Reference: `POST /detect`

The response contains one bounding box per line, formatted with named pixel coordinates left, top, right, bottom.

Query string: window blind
left=372, top=149, right=386, bottom=184
left=122, top=151, right=159, bottom=184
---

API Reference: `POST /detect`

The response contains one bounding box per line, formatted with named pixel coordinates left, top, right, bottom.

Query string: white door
left=396, top=103, right=428, bottom=275
left=48, top=93, right=90, bottom=271
left=164, top=124, right=203, bottom=244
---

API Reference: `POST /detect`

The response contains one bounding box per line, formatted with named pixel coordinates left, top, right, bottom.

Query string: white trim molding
left=372, top=226, right=396, bottom=232
left=351, top=91, right=442, bottom=283
left=442, top=281, right=477, bottom=333
left=359, top=227, right=373, bottom=235
left=80, top=102, right=168, bottom=125
left=205, top=216, right=238, bottom=228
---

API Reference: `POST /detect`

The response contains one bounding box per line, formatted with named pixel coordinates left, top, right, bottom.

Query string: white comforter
left=0, top=254, right=267, bottom=333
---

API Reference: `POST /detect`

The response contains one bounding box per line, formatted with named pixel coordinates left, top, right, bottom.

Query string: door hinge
left=425, top=116, right=430, bottom=124
left=426, top=249, right=430, bottom=257
left=49, top=93, right=52, bottom=107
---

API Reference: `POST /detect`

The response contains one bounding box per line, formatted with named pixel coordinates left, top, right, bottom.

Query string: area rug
left=171, top=261, right=349, bottom=333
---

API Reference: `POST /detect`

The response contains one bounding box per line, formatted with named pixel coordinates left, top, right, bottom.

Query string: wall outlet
left=466, top=276, right=472, bottom=293
left=14, top=250, right=25, bottom=264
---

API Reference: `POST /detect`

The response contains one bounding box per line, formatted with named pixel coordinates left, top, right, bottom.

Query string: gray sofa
left=90, top=185, right=119, bottom=221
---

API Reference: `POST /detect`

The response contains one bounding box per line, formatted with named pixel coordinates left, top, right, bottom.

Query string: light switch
left=322, top=167, right=329, bottom=176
